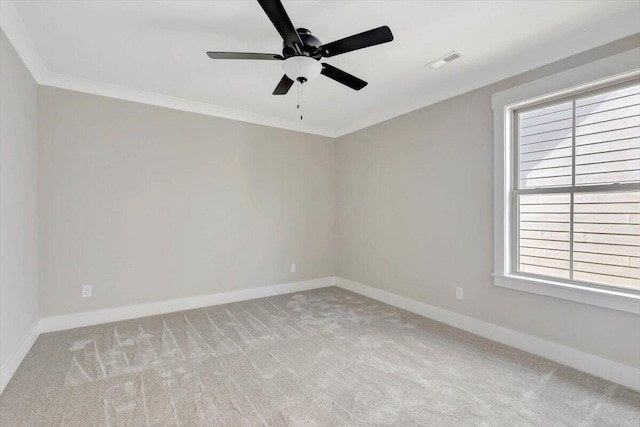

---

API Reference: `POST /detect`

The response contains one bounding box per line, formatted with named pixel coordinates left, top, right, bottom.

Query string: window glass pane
left=519, top=102, right=573, bottom=189
left=575, top=84, right=640, bottom=185
left=573, top=191, right=640, bottom=290
left=514, top=82, right=640, bottom=292
left=518, top=193, right=571, bottom=279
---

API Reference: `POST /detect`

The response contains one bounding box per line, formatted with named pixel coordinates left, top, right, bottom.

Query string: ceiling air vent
left=427, top=51, right=462, bottom=69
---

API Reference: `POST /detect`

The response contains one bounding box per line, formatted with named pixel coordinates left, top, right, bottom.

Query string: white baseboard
left=7, top=277, right=637, bottom=394
left=336, top=277, right=640, bottom=391
left=1, top=277, right=334, bottom=394
left=40, top=277, right=336, bottom=334
left=0, top=319, right=41, bottom=394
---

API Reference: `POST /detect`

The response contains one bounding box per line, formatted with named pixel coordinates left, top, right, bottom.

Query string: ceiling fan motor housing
left=282, top=28, right=323, bottom=59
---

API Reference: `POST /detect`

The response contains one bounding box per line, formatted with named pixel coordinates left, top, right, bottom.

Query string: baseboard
left=39, top=277, right=336, bottom=334
left=12, top=277, right=638, bottom=393
left=1, top=277, right=334, bottom=394
left=336, top=277, right=640, bottom=391
left=0, top=319, right=41, bottom=394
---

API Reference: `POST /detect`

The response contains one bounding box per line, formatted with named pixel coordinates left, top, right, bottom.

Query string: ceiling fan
left=206, top=0, right=394, bottom=97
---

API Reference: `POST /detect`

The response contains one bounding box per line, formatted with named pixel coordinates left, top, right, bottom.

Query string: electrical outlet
left=82, top=285, right=92, bottom=298
left=456, top=287, right=463, bottom=300
left=290, top=264, right=296, bottom=273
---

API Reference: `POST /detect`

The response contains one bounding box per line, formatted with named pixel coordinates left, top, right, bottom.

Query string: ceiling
left=4, top=0, right=640, bottom=137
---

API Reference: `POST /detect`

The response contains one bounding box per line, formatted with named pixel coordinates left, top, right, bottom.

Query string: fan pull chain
left=297, top=81, right=303, bottom=120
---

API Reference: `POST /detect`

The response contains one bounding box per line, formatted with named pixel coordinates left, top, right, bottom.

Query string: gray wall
left=38, top=87, right=335, bottom=317
left=0, top=31, right=39, bottom=367
left=336, top=35, right=640, bottom=367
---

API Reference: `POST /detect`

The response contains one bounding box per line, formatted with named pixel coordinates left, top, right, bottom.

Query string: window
left=492, top=49, right=640, bottom=313
left=514, top=82, right=640, bottom=292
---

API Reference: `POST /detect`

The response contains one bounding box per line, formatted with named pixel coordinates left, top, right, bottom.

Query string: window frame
left=492, top=48, right=640, bottom=314
left=512, top=79, right=640, bottom=292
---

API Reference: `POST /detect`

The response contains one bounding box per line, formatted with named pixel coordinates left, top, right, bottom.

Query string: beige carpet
left=1, top=287, right=638, bottom=426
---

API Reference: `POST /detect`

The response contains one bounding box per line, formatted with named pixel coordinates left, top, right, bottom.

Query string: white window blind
left=515, top=81, right=640, bottom=291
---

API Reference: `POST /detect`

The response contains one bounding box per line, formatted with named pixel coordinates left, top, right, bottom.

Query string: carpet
left=1, top=286, right=638, bottom=426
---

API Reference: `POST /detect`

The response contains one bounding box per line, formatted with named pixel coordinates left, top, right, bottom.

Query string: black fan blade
left=321, top=63, right=367, bottom=90
left=257, top=0, right=303, bottom=49
left=207, top=52, right=284, bottom=60
left=320, top=26, right=393, bottom=57
left=273, top=75, right=294, bottom=95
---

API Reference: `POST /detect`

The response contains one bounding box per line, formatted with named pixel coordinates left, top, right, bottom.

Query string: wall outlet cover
left=82, top=285, right=92, bottom=298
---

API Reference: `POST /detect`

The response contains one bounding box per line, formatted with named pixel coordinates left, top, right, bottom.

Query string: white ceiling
left=5, top=0, right=640, bottom=137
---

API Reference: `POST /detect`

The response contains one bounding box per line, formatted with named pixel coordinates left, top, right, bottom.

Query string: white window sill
left=493, top=274, right=640, bottom=314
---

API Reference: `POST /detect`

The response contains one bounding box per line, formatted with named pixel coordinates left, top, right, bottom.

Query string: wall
left=336, top=34, right=640, bottom=367
left=0, top=31, right=39, bottom=368
left=38, top=87, right=335, bottom=317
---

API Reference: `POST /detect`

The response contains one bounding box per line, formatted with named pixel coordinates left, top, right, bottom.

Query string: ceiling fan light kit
left=283, top=56, right=322, bottom=83
left=206, top=0, right=394, bottom=118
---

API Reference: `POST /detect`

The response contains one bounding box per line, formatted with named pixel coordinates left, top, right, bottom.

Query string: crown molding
left=0, top=1, right=337, bottom=138
left=0, top=0, right=47, bottom=81
left=39, top=72, right=338, bottom=138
